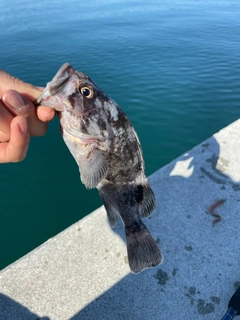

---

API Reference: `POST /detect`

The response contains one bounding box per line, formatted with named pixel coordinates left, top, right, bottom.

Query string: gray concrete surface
left=1, top=119, right=240, bottom=319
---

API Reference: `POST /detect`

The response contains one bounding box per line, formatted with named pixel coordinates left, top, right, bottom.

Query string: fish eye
left=80, top=86, right=94, bottom=98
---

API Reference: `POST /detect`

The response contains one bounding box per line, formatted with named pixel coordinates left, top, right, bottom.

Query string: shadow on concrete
left=70, top=271, right=166, bottom=320
left=0, top=293, right=50, bottom=320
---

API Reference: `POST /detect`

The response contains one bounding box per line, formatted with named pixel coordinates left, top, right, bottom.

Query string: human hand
left=0, top=69, right=55, bottom=163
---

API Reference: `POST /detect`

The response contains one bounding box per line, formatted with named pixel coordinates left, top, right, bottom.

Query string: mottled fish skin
left=37, top=63, right=163, bottom=273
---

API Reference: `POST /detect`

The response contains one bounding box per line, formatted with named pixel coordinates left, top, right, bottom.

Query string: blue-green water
left=0, top=0, right=240, bottom=270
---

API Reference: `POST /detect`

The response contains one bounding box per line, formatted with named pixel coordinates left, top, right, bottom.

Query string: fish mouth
left=35, top=63, right=76, bottom=107
left=62, top=121, right=105, bottom=144
left=46, top=63, right=75, bottom=96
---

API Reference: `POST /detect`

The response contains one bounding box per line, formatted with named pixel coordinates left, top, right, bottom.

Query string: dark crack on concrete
left=172, top=268, right=178, bottom=276
left=197, top=299, right=215, bottom=314
left=185, top=287, right=196, bottom=306
left=203, top=154, right=240, bottom=191
left=189, top=287, right=196, bottom=296
left=154, top=269, right=169, bottom=285
left=202, top=142, right=210, bottom=149
left=200, top=167, right=226, bottom=185
left=205, top=154, right=218, bottom=167
left=210, top=296, right=220, bottom=305
left=185, top=293, right=195, bottom=306
left=205, top=154, right=227, bottom=179
left=232, top=184, right=240, bottom=191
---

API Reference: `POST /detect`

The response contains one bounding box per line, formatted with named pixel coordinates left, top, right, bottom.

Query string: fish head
left=37, top=63, right=112, bottom=140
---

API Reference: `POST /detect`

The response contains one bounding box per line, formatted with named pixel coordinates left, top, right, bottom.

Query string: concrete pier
left=1, top=119, right=240, bottom=319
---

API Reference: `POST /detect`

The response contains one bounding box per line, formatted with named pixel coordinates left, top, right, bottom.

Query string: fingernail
left=4, top=90, right=26, bottom=112
left=17, top=118, right=28, bottom=135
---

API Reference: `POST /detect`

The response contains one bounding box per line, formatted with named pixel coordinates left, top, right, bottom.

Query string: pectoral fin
left=99, top=190, right=119, bottom=227
left=78, top=149, right=108, bottom=189
left=138, top=184, right=156, bottom=218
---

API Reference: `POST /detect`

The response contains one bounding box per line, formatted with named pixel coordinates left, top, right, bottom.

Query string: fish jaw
left=36, top=63, right=78, bottom=112
left=36, top=89, right=65, bottom=111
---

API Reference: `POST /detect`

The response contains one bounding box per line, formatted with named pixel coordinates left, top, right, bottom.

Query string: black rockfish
left=36, top=63, right=163, bottom=273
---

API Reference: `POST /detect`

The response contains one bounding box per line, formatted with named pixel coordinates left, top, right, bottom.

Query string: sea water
left=0, top=0, right=239, bottom=269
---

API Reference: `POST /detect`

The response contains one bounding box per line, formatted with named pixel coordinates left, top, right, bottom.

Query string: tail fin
left=125, top=223, right=163, bottom=273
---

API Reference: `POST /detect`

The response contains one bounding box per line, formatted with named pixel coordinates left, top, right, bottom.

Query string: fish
left=36, top=63, right=163, bottom=273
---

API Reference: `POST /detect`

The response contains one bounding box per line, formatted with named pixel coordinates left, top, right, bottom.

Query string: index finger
left=0, top=69, right=42, bottom=101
